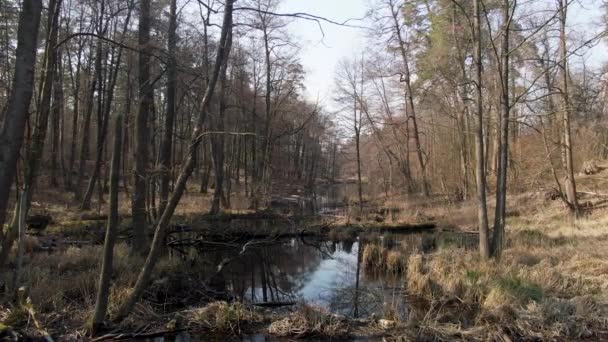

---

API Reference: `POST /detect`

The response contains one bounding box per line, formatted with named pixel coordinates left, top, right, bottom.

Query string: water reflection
left=186, top=236, right=418, bottom=319
left=268, top=183, right=367, bottom=216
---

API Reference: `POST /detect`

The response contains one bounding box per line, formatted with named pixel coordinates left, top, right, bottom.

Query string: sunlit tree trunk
left=474, top=0, right=490, bottom=260
left=558, top=0, right=579, bottom=217
left=492, top=0, right=512, bottom=259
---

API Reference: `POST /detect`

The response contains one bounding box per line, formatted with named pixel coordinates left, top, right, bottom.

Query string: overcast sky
left=278, top=0, right=607, bottom=107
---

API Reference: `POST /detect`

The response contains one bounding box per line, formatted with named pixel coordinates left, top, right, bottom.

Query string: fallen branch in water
left=91, top=328, right=187, bottom=341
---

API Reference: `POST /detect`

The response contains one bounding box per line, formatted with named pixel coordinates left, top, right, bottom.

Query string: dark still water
left=178, top=234, right=437, bottom=319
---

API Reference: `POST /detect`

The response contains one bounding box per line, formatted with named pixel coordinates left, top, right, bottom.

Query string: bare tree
left=0, top=0, right=42, bottom=240
left=335, top=57, right=366, bottom=214
left=492, top=0, right=514, bottom=259
left=112, top=0, right=234, bottom=321
left=473, top=0, right=490, bottom=259
left=0, top=0, right=61, bottom=269
left=81, top=3, right=133, bottom=210
left=386, top=0, right=429, bottom=196
left=132, top=0, right=153, bottom=254
left=558, top=0, right=579, bottom=217
left=158, top=0, right=178, bottom=215
left=91, top=113, right=123, bottom=335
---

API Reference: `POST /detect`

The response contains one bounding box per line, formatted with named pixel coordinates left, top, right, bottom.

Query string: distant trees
left=334, top=57, right=367, bottom=213
left=354, top=0, right=605, bottom=258
left=0, top=0, right=342, bottom=322
left=113, top=0, right=236, bottom=320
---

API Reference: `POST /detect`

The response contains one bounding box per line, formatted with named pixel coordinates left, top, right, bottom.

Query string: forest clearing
left=1, top=0, right=608, bottom=340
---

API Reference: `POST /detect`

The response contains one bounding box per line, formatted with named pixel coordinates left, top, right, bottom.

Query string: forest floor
left=2, top=170, right=608, bottom=340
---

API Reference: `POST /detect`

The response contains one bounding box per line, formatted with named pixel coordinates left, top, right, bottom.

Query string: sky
left=279, top=0, right=370, bottom=106
left=277, top=0, right=607, bottom=108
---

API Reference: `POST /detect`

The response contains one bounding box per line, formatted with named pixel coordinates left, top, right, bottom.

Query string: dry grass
left=186, top=301, right=262, bottom=335
left=16, top=244, right=140, bottom=314
left=402, top=196, right=608, bottom=340
left=267, top=304, right=349, bottom=338
left=361, top=237, right=420, bottom=278
left=0, top=243, right=194, bottom=336
left=362, top=244, right=382, bottom=270
left=386, top=250, right=406, bottom=275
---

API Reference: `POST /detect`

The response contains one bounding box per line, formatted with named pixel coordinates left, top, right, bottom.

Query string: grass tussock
left=362, top=244, right=382, bottom=270
left=186, top=301, right=262, bottom=335
left=267, top=305, right=349, bottom=338
left=362, top=243, right=407, bottom=276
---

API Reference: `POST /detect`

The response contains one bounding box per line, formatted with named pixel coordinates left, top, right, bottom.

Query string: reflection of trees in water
left=327, top=286, right=385, bottom=317
left=171, top=235, right=411, bottom=318
left=195, top=239, right=326, bottom=303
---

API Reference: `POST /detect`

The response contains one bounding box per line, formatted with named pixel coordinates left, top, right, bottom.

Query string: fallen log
left=333, top=222, right=437, bottom=234
left=252, top=301, right=296, bottom=308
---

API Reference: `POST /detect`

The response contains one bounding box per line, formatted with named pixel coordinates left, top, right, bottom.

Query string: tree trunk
left=210, top=29, right=233, bottom=215
left=50, top=51, right=63, bottom=188
left=81, top=7, right=131, bottom=210
left=132, top=0, right=153, bottom=254
left=159, top=0, right=177, bottom=215
left=75, top=45, right=99, bottom=201
left=492, top=0, right=511, bottom=259
left=0, top=0, right=42, bottom=232
left=112, top=1, right=233, bottom=321
left=91, top=114, right=122, bottom=335
left=0, top=0, right=60, bottom=269
left=389, top=2, right=429, bottom=196
left=474, top=0, right=490, bottom=260
left=558, top=0, right=579, bottom=217
left=80, top=42, right=108, bottom=209
left=11, top=190, right=27, bottom=297
left=66, top=30, right=85, bottom=191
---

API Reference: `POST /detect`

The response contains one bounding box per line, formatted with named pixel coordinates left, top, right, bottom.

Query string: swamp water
left=148, top=225, right=476, bottom=342
left=189, top=237, right=412, bottom=317
left=144, top=187, right=474, bottom=340
left=150, top=230, right=476, bottom=341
